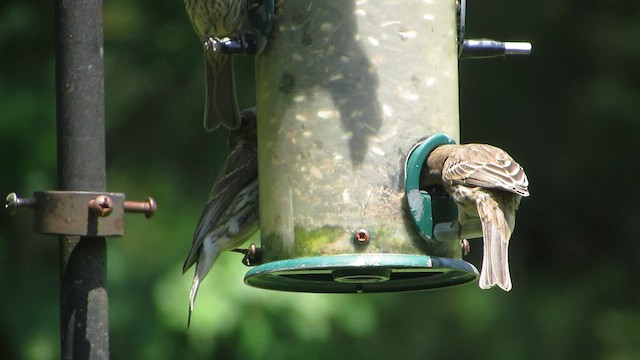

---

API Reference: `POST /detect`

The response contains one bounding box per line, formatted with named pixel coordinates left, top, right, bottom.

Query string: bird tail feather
left=204, top=56, right=240, bottom=131
left=187, top=244, right=221, bottom=328
left=187, top=274, right=201, bottom=329
left=477, top=195, right=513, bottom=291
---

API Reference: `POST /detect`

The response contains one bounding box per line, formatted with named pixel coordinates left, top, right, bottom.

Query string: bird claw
left=232, top=243, right=262, bottom=266
left=204, top=31, right=258, bottom=55
left=204, top=36, right=225, bottom=53
left=461, top=239, right=471, bottom=256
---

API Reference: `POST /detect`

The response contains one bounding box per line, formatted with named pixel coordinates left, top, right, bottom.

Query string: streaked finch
left=184, top=0, right=246, bottom=130
left=426, top=143, right=529, bottom=291
left=182, top=108, right=258, bottom=326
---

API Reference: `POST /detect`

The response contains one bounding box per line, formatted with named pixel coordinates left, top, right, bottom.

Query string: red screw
left=88, top=195, right=113, bottom=217
left=354, top=228, right=370, bottom=244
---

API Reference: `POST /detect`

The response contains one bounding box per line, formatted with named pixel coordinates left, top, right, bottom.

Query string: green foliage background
left=1, top=1, right=640, bottom=359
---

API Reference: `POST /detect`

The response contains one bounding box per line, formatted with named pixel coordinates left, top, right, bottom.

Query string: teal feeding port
left=246, top=1, right=478, bottom=293
left=404, top=134, right=457, bottom=241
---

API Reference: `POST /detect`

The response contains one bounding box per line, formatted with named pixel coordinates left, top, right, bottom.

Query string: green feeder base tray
left=244, top=254, right=478, bottom=293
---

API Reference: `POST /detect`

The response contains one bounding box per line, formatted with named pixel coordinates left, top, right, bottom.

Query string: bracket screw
left=5, top=192, right=37, bottom=215
left=124, top=197, right=157, bottom=219
left=88, top=195, right=113, bottom=217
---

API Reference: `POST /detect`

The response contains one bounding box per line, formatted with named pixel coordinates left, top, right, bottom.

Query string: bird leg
left=231, top=243, right=262, bottom=266
left=453, top=221, right=471, bottom=256
left=461, top=239, right=471, bottom=256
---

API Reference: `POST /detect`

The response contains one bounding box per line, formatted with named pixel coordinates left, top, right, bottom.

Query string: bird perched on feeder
left=425, top=143, right=529, bottom=291
left=184, top=0, right=246, bottom=130
left=182, top=109, right=258, bottom=326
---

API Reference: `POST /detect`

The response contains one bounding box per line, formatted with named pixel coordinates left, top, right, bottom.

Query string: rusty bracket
left=5, top=191, right=157, bottom=237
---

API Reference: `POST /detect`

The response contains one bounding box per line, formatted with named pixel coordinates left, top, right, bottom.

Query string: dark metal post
left=55, top=0, right=109, bottom=358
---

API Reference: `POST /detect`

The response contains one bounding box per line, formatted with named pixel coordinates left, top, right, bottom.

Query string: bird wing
left=443, top=144, right=530, bottom=197
left=182, top=147, right=258, bottom=273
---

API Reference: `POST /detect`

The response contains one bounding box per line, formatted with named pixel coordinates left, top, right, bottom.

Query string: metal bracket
left=456, top=0, right=466, bottom=56
left=247, top=0, right=274, bottom=55
left=457, top=0, right=532, bottom=59
left=5, top=191, right=157, bottom=237
left=461, top=39, right=532, bottom=59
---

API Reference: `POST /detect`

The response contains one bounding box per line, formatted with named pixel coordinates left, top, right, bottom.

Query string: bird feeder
left=237, top=0, right=530, bottom=292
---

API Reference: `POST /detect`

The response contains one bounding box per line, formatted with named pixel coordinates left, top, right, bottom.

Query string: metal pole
left=55, top=0, right=109, bottom=358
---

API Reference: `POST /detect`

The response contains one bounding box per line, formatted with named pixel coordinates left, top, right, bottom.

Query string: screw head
left=144, top=197, right=157, bottom=219
left=5, top=193, right=18, bottom=214
left=88, top=195, right=113, bottom=217
left=354, top=228, right=370, bottom=244
left=5, top=192, right=36, bottom=215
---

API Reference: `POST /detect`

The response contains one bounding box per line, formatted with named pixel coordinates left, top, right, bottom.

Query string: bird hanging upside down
left=182, top=109, right=258, bottom=327
left=184, top=0, right=246, bottom=130
left=426, top=143, right=529, bottom=291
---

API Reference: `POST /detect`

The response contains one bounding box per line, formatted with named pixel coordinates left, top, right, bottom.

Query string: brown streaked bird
left=426, top=143, right=529, bottom=291
left=184, top=0, right=246, bottom=131
left=183, top=109, right=258, bottom=327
